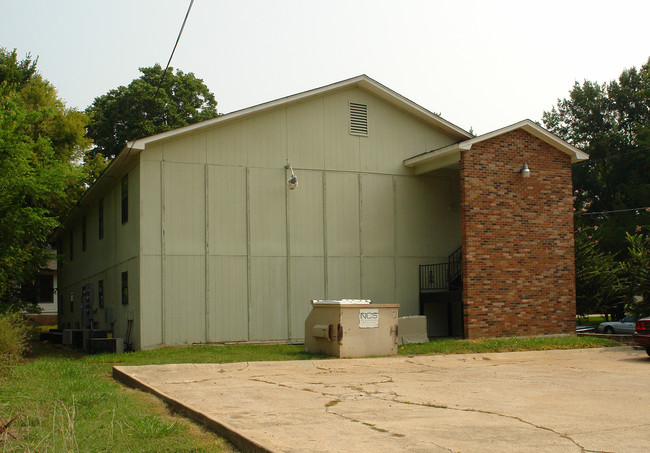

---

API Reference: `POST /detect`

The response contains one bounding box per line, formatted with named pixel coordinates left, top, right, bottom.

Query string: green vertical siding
left=131, top=86, right=462, bottom=347
left=57, top=163, right=141, bottom=346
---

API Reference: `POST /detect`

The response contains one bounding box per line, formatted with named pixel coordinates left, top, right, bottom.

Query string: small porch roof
left=403, top=119, right=589, bottom=175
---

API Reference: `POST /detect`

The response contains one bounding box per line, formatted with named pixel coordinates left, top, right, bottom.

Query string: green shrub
left=0, top=312, right=29, bottom=371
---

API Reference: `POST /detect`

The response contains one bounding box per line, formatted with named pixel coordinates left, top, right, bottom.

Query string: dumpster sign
left=359, top=309, right=379, bottom=328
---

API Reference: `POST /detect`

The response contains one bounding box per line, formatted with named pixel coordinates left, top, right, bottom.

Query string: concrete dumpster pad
left=113, top=347, right=649, bottom=453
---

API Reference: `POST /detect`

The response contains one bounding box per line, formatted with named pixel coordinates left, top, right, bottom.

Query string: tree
left=573, top=226, right=625, bottom=319
left=0, top=48, right=99, bottom=312
left=623, top=232, right=650, bottom=317
left=85, top=64, right=219, bottom=159
left=543, top=58, right=650, bottom=255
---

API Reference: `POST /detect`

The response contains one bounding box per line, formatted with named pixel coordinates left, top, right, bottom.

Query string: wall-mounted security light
left=519, top=163, right=530, bottom=178
left=285, top=164, right=298, bottom=190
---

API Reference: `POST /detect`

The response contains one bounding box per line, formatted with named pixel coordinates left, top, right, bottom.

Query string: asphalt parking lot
left=114, top=346, right=649, bottom=453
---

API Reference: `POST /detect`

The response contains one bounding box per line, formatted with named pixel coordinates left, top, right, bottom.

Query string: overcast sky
left=2, top=0, right=648, bottom=135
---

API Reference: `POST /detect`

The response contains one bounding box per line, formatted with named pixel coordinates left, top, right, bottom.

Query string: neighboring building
left=24, top=247, right=58, bottom=325
left=54, top=75, right=588, bottom=349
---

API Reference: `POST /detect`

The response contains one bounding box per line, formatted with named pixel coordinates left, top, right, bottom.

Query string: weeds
left=0, top=312, right=29, bottom=373
left=0, top=351, right=233, bottom=452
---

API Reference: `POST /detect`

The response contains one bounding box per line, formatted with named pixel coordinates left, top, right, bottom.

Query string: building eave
left=404, top=119, right=589, bottom=174
left=55, top=75, right=473, bottom=236
left=128, top=74, right=472, bottom=150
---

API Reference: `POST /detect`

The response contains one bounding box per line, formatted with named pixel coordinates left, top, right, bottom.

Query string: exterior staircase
left=419, top=246, right=462, bottom=293
left=418, top=247, right=463, bottom=337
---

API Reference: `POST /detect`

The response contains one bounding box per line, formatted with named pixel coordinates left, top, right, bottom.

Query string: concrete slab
left=113, top=347, right=650, bottom=452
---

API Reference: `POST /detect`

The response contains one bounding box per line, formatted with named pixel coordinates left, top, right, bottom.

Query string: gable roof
left=54, top=75, right=471, bottom=236
left=403, top=119, right=589, bottom=174
left=126, top=74, right=472, bottom=150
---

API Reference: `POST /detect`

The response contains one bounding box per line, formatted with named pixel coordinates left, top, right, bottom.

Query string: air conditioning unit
left=62, top=329, right=73, bottom=345
left=62, top=329, right=83, bottom=346
left=82, top=330, right=112, bottom=351
left=89, top=337, right=124, bottom=354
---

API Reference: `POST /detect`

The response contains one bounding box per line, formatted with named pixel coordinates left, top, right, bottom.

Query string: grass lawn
left=0, top=335, right=617, bottom=452
left=577, top=315, right=606, bottom=327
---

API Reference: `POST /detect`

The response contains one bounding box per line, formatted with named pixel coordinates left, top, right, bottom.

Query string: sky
left=1, top=0, right=649, bottom=135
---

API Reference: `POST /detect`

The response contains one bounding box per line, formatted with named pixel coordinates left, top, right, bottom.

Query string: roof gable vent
left=349, top=102, right=368, bottom=136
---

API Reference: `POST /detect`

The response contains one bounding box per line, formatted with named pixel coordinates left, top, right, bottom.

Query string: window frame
left=121, top=174, right=128, bottom=224
left=98, top=198, right=104, bottom=239
left=69, top=229, right=74, bottom=261
left=121, top=271, right=128, bottom=305
left=82, top=215, right=87, bottom=252
left=98, top=279, right=104, bottom=309
left=37, top=274, right=54, bottom=304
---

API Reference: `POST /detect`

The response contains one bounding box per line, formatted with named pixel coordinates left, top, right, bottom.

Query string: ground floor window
left=37, top=274, right=54, bottom=303
left=98, top=280, right=104, bottom=308
left=121, top=272, right=128, bottom=305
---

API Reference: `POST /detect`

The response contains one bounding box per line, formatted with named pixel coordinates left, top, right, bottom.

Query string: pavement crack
left=325, top=407, right=417, bottom=445
left=325, top=407, right=454, bottom=453
left=165, top=377, right=218, bottom=385
left=248, top=372, right=587, bottom=451
left=249, top=377, right=294, bottom=390
left=391, top=397, right=586, bottom=451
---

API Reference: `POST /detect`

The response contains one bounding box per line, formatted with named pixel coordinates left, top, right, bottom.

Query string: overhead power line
left=580, top=206, right=650, bottom=216
left=154, top=0, right=195, bottom=99
left=118, top=0, right=194, bottom=158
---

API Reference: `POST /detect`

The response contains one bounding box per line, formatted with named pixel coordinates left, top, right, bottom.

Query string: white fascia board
left=458, top=120, right=589, bottom=163
left=54, top=144, right=139, bottom=237
left=404, top=142, right=461, bottom=168
left=411, top=152, right=461, bottom=175
left=402, top=119, right=590, bottom=174
left=126, top=75, right=371, bottom=149
left=128, top=75, right=472, bottom=150
left=356, top=78, right=473, bottom=140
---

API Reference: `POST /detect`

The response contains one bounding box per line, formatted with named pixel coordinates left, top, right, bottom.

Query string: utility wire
left=61, top=1, right=195, bottom=233
left=580, top=206, right=650, bottom=216
left=122, top=0, right=193, bottom=152
left=154, top=0, right=194, bottom=99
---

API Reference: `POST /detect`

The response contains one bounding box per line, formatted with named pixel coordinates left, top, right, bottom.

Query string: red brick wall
left=460, top=129, right=576, bottom=338
left=26, top=314, right=58, bottom=326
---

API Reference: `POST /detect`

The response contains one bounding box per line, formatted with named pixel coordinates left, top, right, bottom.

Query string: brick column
left=460, top=130, right=576, bottom=338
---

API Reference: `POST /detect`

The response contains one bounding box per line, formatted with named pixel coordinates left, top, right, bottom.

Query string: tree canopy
left=543, top=58, right=650, bottom=254
left=85, top=64, right=219, bottom=159
left=0, top=48, right=101, bottom=311
left=545, top=58, right=650, bottom=317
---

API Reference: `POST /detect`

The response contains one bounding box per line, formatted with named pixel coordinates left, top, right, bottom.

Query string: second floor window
left=121, top=174, right=128, bottom=224
left=69, top=229, right=74, bottom=261
left=82, top=216, right=87, bottom=251
left=98, top=198, right=104, bottom=239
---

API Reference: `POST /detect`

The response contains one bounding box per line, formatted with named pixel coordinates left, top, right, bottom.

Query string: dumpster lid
left=312, top=299, right=372, bottom=305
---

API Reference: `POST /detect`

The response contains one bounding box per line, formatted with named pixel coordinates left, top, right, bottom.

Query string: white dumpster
left=304, top=300, right=400, bottom=358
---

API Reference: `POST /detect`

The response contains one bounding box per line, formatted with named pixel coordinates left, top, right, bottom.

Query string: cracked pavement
left=113, top=347, right=649, bottom=452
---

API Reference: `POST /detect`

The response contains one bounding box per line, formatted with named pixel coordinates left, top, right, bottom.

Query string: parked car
left=597, top=316, right=637, bottom=334
left=576, top=323, right=595, bottom=334
left=633, top=317, right=650, bottom=356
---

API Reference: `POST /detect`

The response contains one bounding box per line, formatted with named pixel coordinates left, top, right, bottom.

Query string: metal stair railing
left=419, top=246, right=462, bottom=292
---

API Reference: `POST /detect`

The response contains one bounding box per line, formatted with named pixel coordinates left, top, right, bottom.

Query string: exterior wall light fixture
left=519, top=162, right=530, bottom=178
left=285, top=163, right=298, bottom=190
